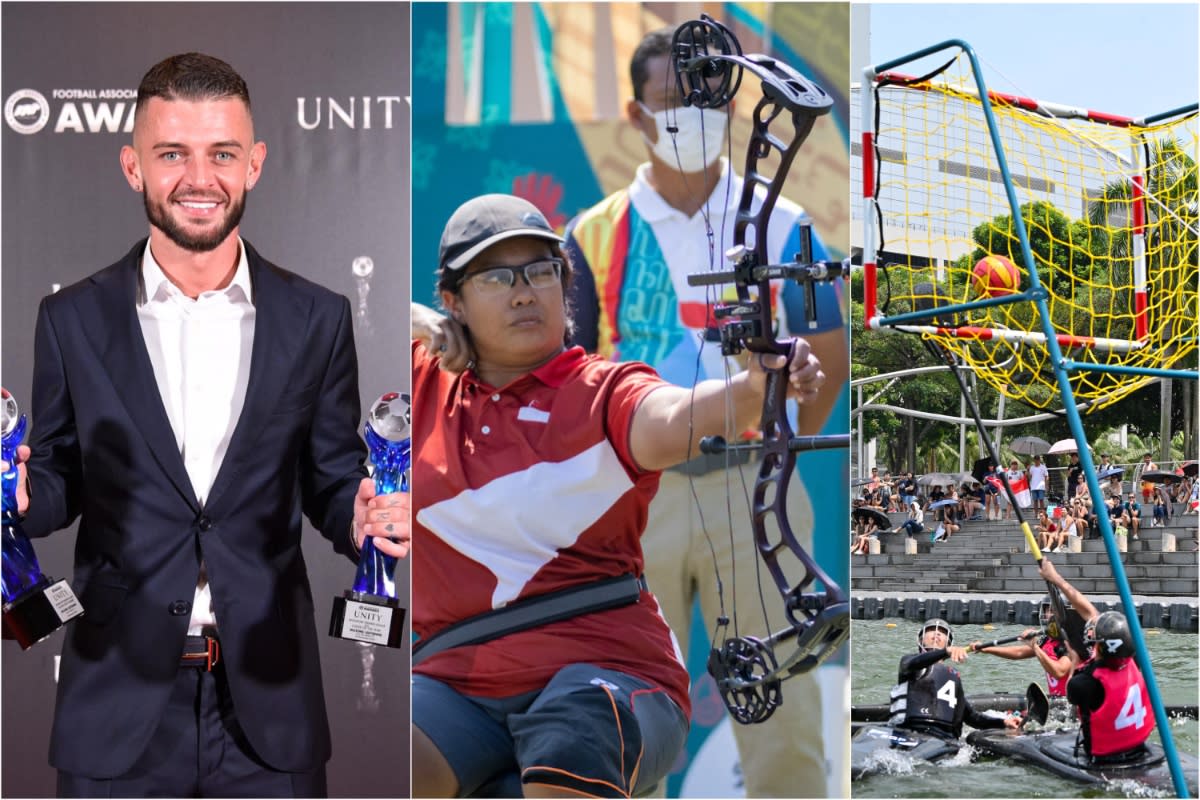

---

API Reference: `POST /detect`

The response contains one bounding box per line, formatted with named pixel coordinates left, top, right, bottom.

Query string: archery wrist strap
left=412, top=573, right=647, bottom=666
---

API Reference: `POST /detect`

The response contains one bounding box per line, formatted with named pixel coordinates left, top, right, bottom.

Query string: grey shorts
left=412, top=663, right=688, bottom=798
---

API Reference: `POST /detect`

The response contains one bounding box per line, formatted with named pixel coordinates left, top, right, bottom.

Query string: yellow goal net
left=860, top=50, right=1198, bottom=411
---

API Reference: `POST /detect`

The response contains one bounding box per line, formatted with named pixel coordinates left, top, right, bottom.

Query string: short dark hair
left=630, top=27, right=676, bottom=102
left=136, top=53, right=250, bottom=117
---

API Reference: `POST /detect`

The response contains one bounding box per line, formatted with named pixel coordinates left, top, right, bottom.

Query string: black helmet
left=918, top=618, right=954, bottom=650
left=1039, top=595, right=1053, bottom=625
left=1039, top=594, right=1072, bottom=638
left=1086, top=611, right=1134, bottom=660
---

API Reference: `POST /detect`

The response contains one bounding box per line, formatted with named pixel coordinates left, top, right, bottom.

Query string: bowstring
left=665, top=44, right=746, bottom=648
left=666, top=40, right=772, bottom=654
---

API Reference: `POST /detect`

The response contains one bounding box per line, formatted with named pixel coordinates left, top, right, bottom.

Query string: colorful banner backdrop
left=412, top=4, right=850, bottom=795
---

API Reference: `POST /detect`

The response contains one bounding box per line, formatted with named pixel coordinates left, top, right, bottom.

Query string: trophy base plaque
left=329, top=590, right=405, bottom=648
left=2, top=578, right=84, bottom=650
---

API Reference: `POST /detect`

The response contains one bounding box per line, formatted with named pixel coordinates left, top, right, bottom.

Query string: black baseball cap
left=438, top=194, right=564, bottom=275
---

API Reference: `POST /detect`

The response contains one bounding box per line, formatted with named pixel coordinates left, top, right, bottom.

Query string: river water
left=851, top=618, right=1199, bottom=797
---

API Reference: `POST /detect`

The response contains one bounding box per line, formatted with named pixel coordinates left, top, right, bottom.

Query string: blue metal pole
left=1063, top=360, right=1200, bottom=381
left=953, top=42, right=1191, bottom=799
left=875, top=288, right=1031, bottom=327
left=869, top=41, right=1192, bottom=798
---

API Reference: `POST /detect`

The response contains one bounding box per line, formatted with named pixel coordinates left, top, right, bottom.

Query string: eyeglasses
left=461, top=258, right=563, bottom=294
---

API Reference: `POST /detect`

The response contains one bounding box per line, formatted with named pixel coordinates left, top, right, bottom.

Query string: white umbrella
left=1047, top=438, right=1087, bottom=455
left=1010, top=435, right=1051, bottom=456
left=917, top=472, right=956, bottom=487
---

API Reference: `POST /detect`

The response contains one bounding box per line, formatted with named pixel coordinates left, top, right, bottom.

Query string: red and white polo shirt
left=411, top=341, right=690, bottom=715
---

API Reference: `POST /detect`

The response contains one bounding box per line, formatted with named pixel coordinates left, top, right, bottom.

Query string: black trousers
left=57, top=664, right=327, bottom=798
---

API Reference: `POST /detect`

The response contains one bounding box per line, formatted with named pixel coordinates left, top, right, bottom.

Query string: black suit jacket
left=24, top=239, right=368, bottom=777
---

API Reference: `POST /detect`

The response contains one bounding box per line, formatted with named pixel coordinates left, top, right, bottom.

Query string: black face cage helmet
left=919, top=618, right=954, bottom=650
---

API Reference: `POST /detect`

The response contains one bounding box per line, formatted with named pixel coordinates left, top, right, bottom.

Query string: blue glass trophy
left=2, top=388, right=83, bottom=649
left=329, top=392, right=409, bottom=648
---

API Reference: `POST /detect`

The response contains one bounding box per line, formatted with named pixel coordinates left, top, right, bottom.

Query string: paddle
left=1023, top=682, right=1049, bottom=727
left=1056, top=608, right=1089, bottom=661
left=851, top=697, right=1198, bottom=723
left=928, top=342, right=1076, bottom=657
left=967, top=632, right=1036, bottom=652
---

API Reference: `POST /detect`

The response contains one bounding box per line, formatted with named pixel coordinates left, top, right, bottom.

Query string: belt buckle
left=183, top=636, right=221, bottom=671
left=204, top=636, right=220, bottom=671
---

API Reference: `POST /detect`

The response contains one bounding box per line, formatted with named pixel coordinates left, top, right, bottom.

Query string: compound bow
left=670, top=15, right=850, bottom=724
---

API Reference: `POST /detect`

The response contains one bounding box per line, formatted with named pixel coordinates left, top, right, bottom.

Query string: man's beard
left=144, top=190, right=247, bottom=253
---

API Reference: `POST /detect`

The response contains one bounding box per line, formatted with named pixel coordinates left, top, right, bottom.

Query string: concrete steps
left=854, top=507, right=1198, bottom=599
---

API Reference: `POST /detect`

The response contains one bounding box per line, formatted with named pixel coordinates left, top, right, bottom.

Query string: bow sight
left=671, top=14, right=851, bottom=724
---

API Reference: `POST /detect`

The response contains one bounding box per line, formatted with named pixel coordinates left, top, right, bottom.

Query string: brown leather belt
left=180, top=634, right=220, bottom=671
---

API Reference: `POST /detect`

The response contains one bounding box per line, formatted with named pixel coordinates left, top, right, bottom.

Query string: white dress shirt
left=137, top=239, right=255, bottom=634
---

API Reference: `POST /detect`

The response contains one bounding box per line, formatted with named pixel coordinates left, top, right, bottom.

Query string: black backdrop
left=1, top=3, right=410, bottom=796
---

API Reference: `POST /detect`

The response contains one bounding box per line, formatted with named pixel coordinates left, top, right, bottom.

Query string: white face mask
left=638, top=102, right=727, bottom=174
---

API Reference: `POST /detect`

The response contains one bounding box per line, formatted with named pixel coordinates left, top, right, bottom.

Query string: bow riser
left=672, top=13, right=850, bottom=725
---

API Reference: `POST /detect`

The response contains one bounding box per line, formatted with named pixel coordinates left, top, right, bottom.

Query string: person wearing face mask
left=562, top=25, right=848, bottom=798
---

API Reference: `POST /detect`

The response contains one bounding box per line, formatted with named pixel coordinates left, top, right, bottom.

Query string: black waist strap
left=413, top=573, right=647, bottom=666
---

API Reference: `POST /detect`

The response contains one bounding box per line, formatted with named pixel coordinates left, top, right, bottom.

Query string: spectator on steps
left=928, top=484, right=946, bottom=510
left=896, top=500, right=924, bottom=539
left=934, top=489, right=960, bottom=542
left=1028, top=455, right=1050, bottom=514
left=1037, top=510, right=1064, bottom=553
left=1121, top=493, right=1142, bottom=540
left=1074, top=473, right=1091, bottom=507
left=1152, top=489, right=1171, bottom=528
left=984, top=463, right=1001, bottom=520
left=1066, top=452, right=1084, bottom=501
left=852, top=518, right=879, bottom=555
left=1103, top=472, right=1123, bottom=502
left=1058, top=507, right=1081, bottom=550
left=1070, top=493, right=1095, bottom=540
left=959, top=483, right=982, bottom=520
left=879, top=471, right=897, bottom=512
left=898, top=472, right=918, bottom=509
left=1004, top=460, right=1026, bottom=521
left=1132, top=452, right=1157, bottom=504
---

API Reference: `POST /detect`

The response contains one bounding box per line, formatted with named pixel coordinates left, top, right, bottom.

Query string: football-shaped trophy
left=329, top=392, right=409, bottom=648
left=2, top=388, right=84, bottom=648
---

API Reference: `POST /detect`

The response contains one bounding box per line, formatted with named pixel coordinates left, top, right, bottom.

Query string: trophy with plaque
left=329, top=392, right=409, bottom=648
left=2, top=388, right=84, bottom=649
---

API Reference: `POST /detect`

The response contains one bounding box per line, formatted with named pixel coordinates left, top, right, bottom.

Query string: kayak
left=853, top=692, right=1031, bottom=722
left=854, top=694, right=1198, bottom=722
left=851, top=723, right=961, bottom=779
left=966, top=728, right=1200, bottom=795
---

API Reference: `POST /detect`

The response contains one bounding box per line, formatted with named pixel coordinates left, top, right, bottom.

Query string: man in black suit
left=6, top=53, right=408, bottom=797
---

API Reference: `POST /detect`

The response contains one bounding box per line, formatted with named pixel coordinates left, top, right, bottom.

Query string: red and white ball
left=971, top=255, right=1020, bottom=298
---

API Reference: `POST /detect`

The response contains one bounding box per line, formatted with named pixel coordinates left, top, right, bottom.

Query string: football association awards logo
left=4, top=89, right=50, bottom=134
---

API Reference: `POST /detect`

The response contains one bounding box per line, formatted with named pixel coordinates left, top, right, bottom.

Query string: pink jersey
left=1041, top=636, right=1067, bottom=697
left=1090, top=657, right=1154, bottom=756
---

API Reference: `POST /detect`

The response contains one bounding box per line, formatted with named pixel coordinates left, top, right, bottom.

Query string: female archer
left=408, top=193, right=827, bottom=798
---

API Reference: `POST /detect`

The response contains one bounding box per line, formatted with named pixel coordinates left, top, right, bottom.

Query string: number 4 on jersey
left=1115, top=684, right=1148, bottom=730
left=937, top=679, right=958, bottom=709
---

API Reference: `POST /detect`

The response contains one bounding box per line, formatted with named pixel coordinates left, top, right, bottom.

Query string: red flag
left=988, top=474, right=1032, bottom=508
